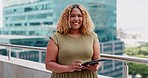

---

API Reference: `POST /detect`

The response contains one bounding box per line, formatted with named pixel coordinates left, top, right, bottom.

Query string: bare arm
left=92, top=38, right=100, bottom=60
left=45, top=39, right=82, bottom=73
left=92, top=39, right=102, bottom=71
left=82, top=39, right=102, bottom=72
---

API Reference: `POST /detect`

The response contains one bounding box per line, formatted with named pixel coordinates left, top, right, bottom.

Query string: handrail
left=0, top=43, right=148, bottom=64
left=0, top=43, right=46, bottom=51
left=101, top=54, right=148, bottom=64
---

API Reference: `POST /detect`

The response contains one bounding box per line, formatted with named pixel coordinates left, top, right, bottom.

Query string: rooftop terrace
left=0, top=43, right=148, bottom=78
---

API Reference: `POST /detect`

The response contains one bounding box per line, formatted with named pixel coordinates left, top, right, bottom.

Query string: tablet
left=81, top=59, right=106, bottom=66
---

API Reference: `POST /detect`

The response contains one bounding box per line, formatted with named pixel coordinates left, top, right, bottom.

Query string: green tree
left=128, top=62, right=148, bottom=78
left=125, top=44, right=148, bottom=78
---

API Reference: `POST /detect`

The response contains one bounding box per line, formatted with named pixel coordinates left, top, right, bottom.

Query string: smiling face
left=70, top=8, right=83, bottom=30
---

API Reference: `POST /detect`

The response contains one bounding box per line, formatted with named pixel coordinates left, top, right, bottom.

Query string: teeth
left=74, top=22, right=79, bottom=24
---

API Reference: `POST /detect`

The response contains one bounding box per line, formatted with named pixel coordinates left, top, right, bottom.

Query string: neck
left=69, top=29, right=80, bottom=35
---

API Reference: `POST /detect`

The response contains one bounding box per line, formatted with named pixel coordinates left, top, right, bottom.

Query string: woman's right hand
left=68, top=60, right=83, bottom=72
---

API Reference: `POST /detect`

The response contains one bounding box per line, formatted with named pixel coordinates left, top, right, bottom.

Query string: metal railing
left=0, top=43, right=46, bottom=62
left=0, top=42, right=148, bottom=78
left=0, top=43, right=148, bottom=64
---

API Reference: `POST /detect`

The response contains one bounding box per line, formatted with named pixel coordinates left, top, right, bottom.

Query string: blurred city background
left=0, top=0, right=147, bottom=78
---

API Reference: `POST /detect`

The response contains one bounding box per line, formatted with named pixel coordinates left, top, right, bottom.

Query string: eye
left=78, top=14, right=82, bottom=17
left=70, top=14, right=75, bottom=17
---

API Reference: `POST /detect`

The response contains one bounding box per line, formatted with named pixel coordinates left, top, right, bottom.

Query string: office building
left=1, top=0, right=54, bottom=36
left=1, top=0, right=124, bottom=78
left=53, top=0, right=124, bottom=77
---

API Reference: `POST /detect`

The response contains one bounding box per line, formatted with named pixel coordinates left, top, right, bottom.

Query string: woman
left=45, top=4, right=101, bottom=78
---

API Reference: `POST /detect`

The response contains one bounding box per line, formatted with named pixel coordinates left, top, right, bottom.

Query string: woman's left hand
left=81, top=63, right=100, bottom=72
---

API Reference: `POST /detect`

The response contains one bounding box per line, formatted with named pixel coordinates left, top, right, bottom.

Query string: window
left=29, top=31, right=35, bottom=35
left=27, top=15, right=35, bottom=20
left=12, top=16, right=25, bottom=21
left=47, top=13, right=53, bottom=17
left=24, top=7, right=33, bottom=12
left=36, top=5, right=43, bottom=10
left=43, top=22, right=53, bottom=25
left=47, top=4, right=51, bottom=9
left=10, top=24, right=12, bottom=26
left=30, top=22, right=40, bottom=26
left=36, top=14, right=48, bottom=19
left=24, top=23, right=27, bottom=26
left=14, top=23, right=21, bottom=26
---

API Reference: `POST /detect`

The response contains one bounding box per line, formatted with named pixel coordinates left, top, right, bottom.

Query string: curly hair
left=56, top=4, right=94, bottom=35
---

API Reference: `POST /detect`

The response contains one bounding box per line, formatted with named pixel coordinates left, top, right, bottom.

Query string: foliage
left=125, top=44, right=148, bottom=57
left=125, top=44, right=148, bottom=78
left=128, top=62, right=148, bottom=78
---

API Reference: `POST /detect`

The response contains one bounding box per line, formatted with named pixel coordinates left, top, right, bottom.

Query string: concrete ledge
left=0, top=55, right=50, bottom=73
left=0, top=55, right=112, bottom=78
left=0, top=59, right=4, bottom=78
left=0, top=55, right=51, bottom=78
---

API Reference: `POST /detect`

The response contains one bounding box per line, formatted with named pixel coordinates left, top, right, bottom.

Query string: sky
left=0, top=0, right=148, bottom=31
left=117, top=0, right=148, bottom=31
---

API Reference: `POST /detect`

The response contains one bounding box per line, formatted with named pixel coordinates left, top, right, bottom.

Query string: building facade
left=53, top=0, right=117, bottom=42
left=51, top=1, right=124, bottom=77
left=1, top=0, right=124, bottom=78
left=1, top=0, right=54, bottom=36
left=99, top=41, right=124, bottom=78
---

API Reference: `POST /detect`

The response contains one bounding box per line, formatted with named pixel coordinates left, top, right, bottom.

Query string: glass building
left=2, top=0, right=117, bottom=42
left=52, top=1, right=124, bottom=77
left=1, top=0, right=125, bottom=78
left=88, top=0, right=117, bottom=42
left=53, top=0, right=117, bottom=42
left=1, top=0, right=54, bottom=36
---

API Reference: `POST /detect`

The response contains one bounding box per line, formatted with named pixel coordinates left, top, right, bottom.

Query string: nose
left=74, top=16, right=79, bottom=20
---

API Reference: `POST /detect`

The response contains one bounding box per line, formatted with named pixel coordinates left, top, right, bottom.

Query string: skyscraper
left=1, top=0, right=54, bottom=36
left=1, top=0, right=124, bottom=78
left=53, top=0, right=117, bottom=42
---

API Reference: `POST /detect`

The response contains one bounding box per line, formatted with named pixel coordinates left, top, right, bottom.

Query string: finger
left=77, top=60, right=83, bottom=63
left=75, top=64, right=83, bottom=68
left=73, top=61, right=77, bottom=63
left=74, top=60, right=83, bottom=63
left=73, top=61, right=82, bottom=66
left=73, top=65, right=80, bottom=69
left=76, top=68, right=81, bottom=71
left=75, top=63, right=80, bottom=66
left=87, top=64, right=90, bottom=67
left=73, top=65, right=76, bottom=69
left=94, top=63, right=99, bottom=66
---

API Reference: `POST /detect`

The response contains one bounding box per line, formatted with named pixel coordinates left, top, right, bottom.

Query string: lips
left=73, top=21, right=80, bottom=25
left=74, top=22, right=79, bottom=25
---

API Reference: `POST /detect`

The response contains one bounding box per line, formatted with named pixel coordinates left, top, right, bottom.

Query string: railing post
left=124, top=62, right=129, bottom=78
left=39, top=51, right=42, bottom=63
left=16, top=51, right=19, bottom=58
left=7, top=47, right=11, bottom=60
